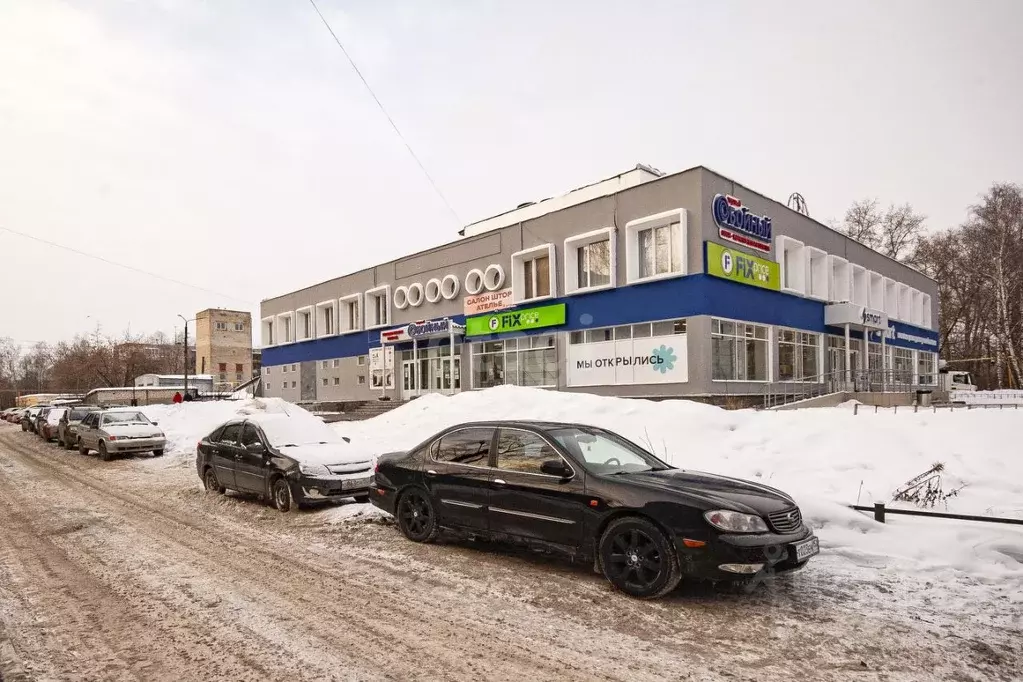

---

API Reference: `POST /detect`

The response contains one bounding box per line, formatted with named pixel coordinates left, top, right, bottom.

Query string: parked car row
left=2, top=403, right=167, bottom=461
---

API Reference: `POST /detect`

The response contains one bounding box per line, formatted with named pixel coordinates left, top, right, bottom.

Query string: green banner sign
left=706, top=241, right=781, bottom=292
left=466, top=303, right=566, bottom=336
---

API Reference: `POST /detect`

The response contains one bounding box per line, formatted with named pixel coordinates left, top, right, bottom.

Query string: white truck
left=939, top=369, right=976, bottom=392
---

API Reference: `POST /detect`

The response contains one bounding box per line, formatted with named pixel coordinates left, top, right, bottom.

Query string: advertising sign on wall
left=380, top=318, right=464, bottom=345
left=706, top=242, right=781, bottom=291
left=567, top=334, right=688, bottom=386
left=712, top=194, right=773, bottom=253
left=464, top=288, right=514, bottom=316
left=466, top=303, right=566, bottom=336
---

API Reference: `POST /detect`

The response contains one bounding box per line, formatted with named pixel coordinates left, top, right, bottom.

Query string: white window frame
left=868, top=271, right=884, bottom=310
left=805, top=247, right=829, bottom=301
left=441, top=274, right=460, bottom=300
left=315, top=300, right=337, bottom=338
left=260, top=316, right=276, bottom=347
left=564, top=226, right=616, bottom=295
left=365, top=285, right=391, bottom=329
left=775, top=327, right=823, bottom=383
left=393, top=286, right=410, bottom=310
left=464, top=269, right=485, bottom=296
left=850, top=264, right=869, bottom=307
left=483, top=264, right=506, bottom=291
left=775, top=235, right=806, bottom=295
left=884, top=278, right=899, bottom=319
left=910, top=289, right=923, bottom=326
left=897, top=284, right=912, bottom=322
left=511, top=243, right=556, bottom=304
left=624, top=209, right=687, bottom=285
left=275, top=312, right=294, bottom=344
left=295, top=305, right=314, bottom=342
left=921, top=293, right=932, bottom=329
left=339, top=294, right=363, bottom=334
left=827, top=255, right=851, bottom=303
left=425, top=278, right=443, bottom=303
left=407, top=282, right=424, bottom=307
left=710, top=317, right=772, bottom=383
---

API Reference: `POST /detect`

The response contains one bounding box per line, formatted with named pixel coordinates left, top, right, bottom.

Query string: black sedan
left=369, top=421, right=818, bottom=599
left=196, top=412, right=371, bottom=512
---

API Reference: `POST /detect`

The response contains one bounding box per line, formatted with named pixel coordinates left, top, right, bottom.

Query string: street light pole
left=178, top=314, right=189, bottom=399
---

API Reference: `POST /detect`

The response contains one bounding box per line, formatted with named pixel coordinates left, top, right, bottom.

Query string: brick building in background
left=195, top=309, right=253, bottom=391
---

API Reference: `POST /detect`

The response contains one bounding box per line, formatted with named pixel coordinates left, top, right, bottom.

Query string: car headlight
left=703, top=510, right=769, bottom=533
left=299, top=463, right=331, bottom=476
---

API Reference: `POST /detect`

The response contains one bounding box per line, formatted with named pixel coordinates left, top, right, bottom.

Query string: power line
left=306, top=0, right=462, bottom=227
left=0, top=226, right=256, bottom=305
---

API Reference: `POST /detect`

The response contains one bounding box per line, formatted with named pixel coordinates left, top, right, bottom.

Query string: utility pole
left=178, top=314, right=189, bottom=399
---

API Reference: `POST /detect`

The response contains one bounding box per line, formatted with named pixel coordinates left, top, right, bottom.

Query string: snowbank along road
left=0, top=425, right=1019, bottom=682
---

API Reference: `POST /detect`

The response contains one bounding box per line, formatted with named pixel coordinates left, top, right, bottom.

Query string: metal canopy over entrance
left=825, top=303, right=891, bottom=390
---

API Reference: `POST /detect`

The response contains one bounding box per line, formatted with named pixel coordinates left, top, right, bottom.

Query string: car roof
left=443, top=420, right=602, bottom=431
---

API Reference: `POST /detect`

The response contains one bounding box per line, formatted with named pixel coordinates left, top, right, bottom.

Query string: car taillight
left=108, top=436, right=117, bottom=441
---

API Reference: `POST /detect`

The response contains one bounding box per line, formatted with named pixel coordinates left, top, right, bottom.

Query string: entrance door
left=402, top=360, right=418, bottom=400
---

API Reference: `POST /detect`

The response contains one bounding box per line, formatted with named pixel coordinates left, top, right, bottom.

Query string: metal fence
left=763, top=369, right=925, bottom=409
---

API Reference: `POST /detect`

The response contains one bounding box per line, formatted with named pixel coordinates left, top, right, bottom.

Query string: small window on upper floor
left=511, top=245, right=555, bottom=304
left=624, top=209, right=687, bottom=284
left=565, top=228, right=615, bottom=294
left=365, top=286, right=390, bottom=329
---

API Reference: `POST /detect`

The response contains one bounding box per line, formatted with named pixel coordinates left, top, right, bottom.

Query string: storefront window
left=712, top=319, right=769, bottom=381
left=472, top=335, right=557, bottom=388
left=777, top=330, right=820, bottom=381
left=891, top=347, right=914, bottom=384
left=917, top=351, right=935, bottom=385
left=566, top=319, right=687, bottom=386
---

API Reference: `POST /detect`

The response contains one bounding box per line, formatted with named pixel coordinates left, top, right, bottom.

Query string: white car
left=77, top=409, right=167, bottom=461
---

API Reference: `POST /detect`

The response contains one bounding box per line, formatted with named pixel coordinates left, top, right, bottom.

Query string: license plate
left=341, top=477, right=371, bottom=491
left=793, top=537, right=819, bottom=561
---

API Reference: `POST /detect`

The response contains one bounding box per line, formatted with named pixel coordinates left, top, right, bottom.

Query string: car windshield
left=69, top=408, right=95, bottom=420
left=548, top=427, right=670, bottom=475
left=101, top=411, right=151, bottom=426
left=256, top=416, right=346, bottom=448
left=47, top=409, right=67, bottom=424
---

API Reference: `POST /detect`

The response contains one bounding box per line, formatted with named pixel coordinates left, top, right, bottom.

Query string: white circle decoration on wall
left=441, top=274, right=460, bottom=300
left=483, top=264, right=505, bottom=291
left=393, top=285, right=409, bottom=310
left=425, top=278, right=442, bottom=303
left=407, top=282, right=424, bottom=307
left=464, top=269, right=485, bottom=295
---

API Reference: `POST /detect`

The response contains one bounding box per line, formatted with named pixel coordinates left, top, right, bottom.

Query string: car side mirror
left=540, top=459, right=572, bottom=478
left=342, top=436, right=351, bottom=443
left=246, top=442, right=266, bottom=455
left=151, top=421, right=159, bottom=426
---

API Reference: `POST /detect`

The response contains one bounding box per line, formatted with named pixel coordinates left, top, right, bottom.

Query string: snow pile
left=139, top=398, right=316, bottom=463
left=339, top=386, right=1023, bottom=584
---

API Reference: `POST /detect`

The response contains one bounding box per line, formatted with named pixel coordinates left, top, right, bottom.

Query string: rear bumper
left=676, top=527, right=818, bottom=581
left=368, top=485, right=397, bottom=515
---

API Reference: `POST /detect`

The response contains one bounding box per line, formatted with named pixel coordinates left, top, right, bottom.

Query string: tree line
left=0, top=330, right=186, bottom=407
left=837, top=182, right=1023, bottom=389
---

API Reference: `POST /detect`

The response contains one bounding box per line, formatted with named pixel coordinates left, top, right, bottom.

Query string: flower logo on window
left=651, top=345, right=677, bottom=374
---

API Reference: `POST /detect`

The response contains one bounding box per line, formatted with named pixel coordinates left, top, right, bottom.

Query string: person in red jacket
left=172, top=391, right=183, bottom=404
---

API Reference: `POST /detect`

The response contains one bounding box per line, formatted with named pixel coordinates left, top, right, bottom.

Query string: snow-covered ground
left=133, top=389, right=1023, bottom=632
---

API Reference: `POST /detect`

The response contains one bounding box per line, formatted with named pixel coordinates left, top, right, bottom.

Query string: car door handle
left=426, top=469, right=437, bottom=477
left=234, top=454, right=243, bottom=460
left=493, top=478, right=506, bottom=486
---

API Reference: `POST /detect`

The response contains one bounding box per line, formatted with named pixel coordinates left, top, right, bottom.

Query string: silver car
left=77, top=409, right=167, bottom=461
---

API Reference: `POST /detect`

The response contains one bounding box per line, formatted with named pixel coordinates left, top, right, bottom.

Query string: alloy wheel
left=398, top=490, right=435, bottom=542
left=606, top=528, right=666, bottom=592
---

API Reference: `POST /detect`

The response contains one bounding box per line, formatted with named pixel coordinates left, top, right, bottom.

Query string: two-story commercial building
left=259, top=165, right=939, bottom=405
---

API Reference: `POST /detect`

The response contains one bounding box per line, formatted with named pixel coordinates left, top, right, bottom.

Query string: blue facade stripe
left=261, top=275, right=938, bottom=366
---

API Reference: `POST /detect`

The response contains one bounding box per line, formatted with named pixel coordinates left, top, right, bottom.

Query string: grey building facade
left=260, top=165, right=940, bottom=404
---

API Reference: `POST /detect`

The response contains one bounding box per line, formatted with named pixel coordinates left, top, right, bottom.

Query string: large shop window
left=917, top=351, right=936, bottom=385
left=712, top=319, right=769, bottom=381
left=472, top=335, right=557, bottom=389
left=567, top=319, right=687, bottom=386
left=891, top=347, right=914, bottom=384
left=777, top=330, right=820, bottom=381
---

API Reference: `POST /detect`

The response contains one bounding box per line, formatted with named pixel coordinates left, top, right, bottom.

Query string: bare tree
left=840, top=199, right=926, bottom=261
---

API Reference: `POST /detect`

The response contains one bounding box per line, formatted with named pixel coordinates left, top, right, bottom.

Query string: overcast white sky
left=1, top=0, right=1021, bottom=348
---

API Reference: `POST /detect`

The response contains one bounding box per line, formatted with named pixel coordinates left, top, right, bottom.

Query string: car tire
left=98, top=442, right=112, bottom=462
left=598, top=516, right=682, bottom=599
left=203, top=467, right=225, bottom=494
left=152, top=449, right=164, bottom=457
left=64, top=434, right=76, bottom=450
left=78, top=439, right=89, bottom=456
left=271, top=477, right=295, bottom=513
left=396, top=488, right=439, bottom=543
